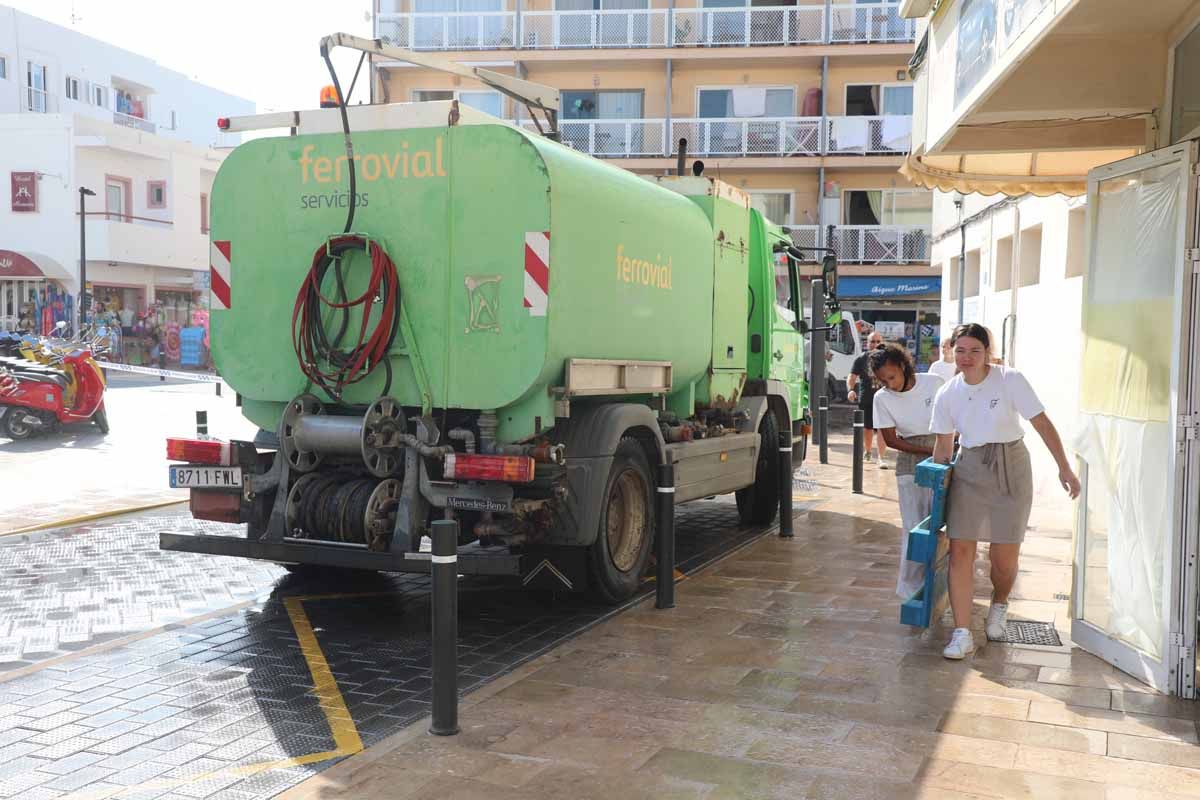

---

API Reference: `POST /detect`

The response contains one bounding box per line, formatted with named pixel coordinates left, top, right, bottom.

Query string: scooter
left=0, top=330, right=109, bottom=440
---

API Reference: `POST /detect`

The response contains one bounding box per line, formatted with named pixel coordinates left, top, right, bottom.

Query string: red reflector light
left=166, top=437, right=232, bottom=465
left=216, top=117, right=230, bottom=130
left=444, top=453, right=535, bottom=483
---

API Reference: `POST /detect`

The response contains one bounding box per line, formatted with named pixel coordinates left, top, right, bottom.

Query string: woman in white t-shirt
left=870, top=344, right=944, bottom=600
left=931, top=323, right=1080, bottom=660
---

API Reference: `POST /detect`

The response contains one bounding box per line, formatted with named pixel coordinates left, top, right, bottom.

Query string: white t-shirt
left=931, top=365, right=1045, bottom=449
left=928, top=359, right=956, bottom=384
left=873, top=373, right=944, bottom=439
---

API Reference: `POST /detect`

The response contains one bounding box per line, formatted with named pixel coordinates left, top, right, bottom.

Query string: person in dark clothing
left=847, top=330, right=888, bottom=467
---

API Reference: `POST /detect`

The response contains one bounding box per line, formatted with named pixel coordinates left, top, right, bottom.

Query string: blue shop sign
left=837, top=276, right=941, bottom=298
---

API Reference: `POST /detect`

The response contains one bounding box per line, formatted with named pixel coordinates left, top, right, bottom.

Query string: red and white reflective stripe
left=210, top=240, right=232, bottom=310
left=523, top=231, right=550, bottom=317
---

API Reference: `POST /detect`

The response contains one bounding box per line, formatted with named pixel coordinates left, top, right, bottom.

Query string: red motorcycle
left=0, top=344, right=109, bottom=440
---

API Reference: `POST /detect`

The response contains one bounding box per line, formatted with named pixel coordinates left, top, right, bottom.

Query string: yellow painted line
left=282, top=596, right=364, bottom=755
left=1, top=499, right=187, bottom=537
left=66, top=592, right=374, bottom=800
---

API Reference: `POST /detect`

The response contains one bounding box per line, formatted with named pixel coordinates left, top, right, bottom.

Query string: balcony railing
left=784, top=224, right=931, bottom=264
left=512, top=115, right=910, bottom=157
left=671, top=5, right=824, bottom=46
left=378, top=11, right=516, bottom=49
left=522, top=9, right=669, bottom=48
left=113, top=111, right=156, bottom=134
left=825, top=115, right=911, bottom=154
left=671, top=117, right=822, bottom=156
left=376, top=2, right=912, bottom=51
left=827, top=2, right=916, bottom=44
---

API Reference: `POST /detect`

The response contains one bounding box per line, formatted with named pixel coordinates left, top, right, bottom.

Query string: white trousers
left=896, top=474, right=932, bottom=599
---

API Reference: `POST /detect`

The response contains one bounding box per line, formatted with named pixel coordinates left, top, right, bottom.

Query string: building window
left=1065, top=206, right=1087, bottom=278
left=1171, top=22, right=1200, bottom=142
left=65, top=76, right=81, bottom=101
left=1018, top=225, right=1043, bottom=287
left=93, top=84, right=108, bottom=109
left=412, top=89, right=503, bottom=117
left=26, top=61, right=48, bottom=113
left=697, top=87, right=793, bottom=118
left=845, top=84, right=913, bottom=116
left=200, top=193, right=209, bottom=234
left=147, top=181, right=167, bottom=209
left=0, top=56, right=7, bottom=81
left=170, top=110, right=178, bottom=130
left=105, top=176, right=131, bottom=222
left=563, top=90, right=644, bottom=120
left=842, top=189, right=931, bottom=226
left=994, top=234, right=1014, bottom=291
left=749, top=192, right=793, bottom=225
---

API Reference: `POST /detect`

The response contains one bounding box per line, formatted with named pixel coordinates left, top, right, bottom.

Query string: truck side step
left=159, top=532, right=524, bottom=576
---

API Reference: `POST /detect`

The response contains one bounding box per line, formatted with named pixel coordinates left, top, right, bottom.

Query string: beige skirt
left=947, top=439, right=1033, bottom=544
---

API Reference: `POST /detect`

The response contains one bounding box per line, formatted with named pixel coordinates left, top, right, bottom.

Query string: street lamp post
left=79, top=187, right=95, bottom=331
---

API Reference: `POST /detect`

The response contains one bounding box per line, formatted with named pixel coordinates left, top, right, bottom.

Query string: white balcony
left=671, top=117, right=822, bottom=156
left=522, top=9, right=669, bottom=48
left=82, top=214, right=207, bottom=272
left=535, top=119, right=667, bottom=156
left=375, top=2, right=912, bottom=51
left=785, top=224, right=931, bottom=264
left=113, top=111, right=156, bottom=134
left=825, top=115, right=910, bottom=155
left=378, top=11, right=517, bottom=50
left=827, top=2, right=916, bottom=44
left=671, top=5, right=825, bottom=46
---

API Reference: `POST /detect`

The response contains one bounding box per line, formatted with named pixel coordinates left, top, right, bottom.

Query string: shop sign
left=837, top=277, right=941, bottom=298
left=875, top=320, right=906, bottom=340
left=192, top=270, right=211, bottom=292
left=10, top=172, right=37, bottom=213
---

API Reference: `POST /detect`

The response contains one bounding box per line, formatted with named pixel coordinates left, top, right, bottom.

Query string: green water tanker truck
left=161, top=35, right=837, bottom=603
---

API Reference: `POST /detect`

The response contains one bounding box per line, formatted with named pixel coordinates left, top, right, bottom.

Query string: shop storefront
left=0, top=250, right=74, bottom=334
left=813, top=275, right=942, bottom=371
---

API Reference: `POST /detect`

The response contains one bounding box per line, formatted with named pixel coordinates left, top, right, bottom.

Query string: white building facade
left=0, top=5, right=252, bottom=339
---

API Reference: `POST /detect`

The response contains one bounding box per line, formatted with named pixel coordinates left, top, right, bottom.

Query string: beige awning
left=900, top=149, right=1142, bottom=198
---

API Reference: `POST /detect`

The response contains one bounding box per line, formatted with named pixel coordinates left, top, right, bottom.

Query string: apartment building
left=371, top=0, right=939, bottom=367
left=902, top=0, right=1200, bottom=698
left=0, top=5, right=252, bottom=334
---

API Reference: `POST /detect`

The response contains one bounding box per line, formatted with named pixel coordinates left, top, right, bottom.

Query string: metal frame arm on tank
left=318, top=32, right=560, bottom=135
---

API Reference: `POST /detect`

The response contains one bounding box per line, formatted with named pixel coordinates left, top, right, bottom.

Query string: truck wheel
left=92, top=404, right=109, bottom=434
left=736, top=411, right=780, bottom=526
left=589, top=437, right=655, bottom=605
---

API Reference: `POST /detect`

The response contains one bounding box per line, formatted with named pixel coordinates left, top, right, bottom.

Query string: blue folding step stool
left=900, top=459, right=952, bottom=628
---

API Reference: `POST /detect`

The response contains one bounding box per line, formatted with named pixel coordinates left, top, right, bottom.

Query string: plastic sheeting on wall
left=1070, top=159, right=1184, bottom=661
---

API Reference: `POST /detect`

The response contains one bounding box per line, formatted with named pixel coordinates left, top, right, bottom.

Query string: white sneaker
left=986, top=603, right=1009, bottom=641
left=943, top=628, right=976, bottom=660
left=878, top=459, right=891, bottom=470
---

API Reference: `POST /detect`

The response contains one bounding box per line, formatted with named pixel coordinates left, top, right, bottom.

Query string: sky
left=7, top=0, right=375, bottom=113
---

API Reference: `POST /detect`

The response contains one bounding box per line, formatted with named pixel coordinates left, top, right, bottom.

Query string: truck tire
left=736, top=411, right=780, bottom=526
left=589, top=437, right=655, bottom=604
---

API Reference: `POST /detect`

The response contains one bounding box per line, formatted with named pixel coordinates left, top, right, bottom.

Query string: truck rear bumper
left=159, top=532, right=524, bottom=576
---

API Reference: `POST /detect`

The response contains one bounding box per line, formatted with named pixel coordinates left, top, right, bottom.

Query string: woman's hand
left=1059, top=467, right=1081, bottom=500
left=847, top=390, right=858, bottom=404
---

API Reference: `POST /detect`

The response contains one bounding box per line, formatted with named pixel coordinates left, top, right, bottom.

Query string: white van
left=823, top=311, right=861, bottom=403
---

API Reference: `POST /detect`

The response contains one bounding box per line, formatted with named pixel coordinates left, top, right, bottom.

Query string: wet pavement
left=0, top=485, right=817, bottom=799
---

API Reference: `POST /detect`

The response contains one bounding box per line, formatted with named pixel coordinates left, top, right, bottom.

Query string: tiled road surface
left=0, top=489, right=810, bottom=799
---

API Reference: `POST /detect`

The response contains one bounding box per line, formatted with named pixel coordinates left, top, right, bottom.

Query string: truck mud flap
left=159, top=532, right=524, bottom=576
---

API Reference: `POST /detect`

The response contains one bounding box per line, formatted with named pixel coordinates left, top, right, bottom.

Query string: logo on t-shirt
left=989, top=398, right=999, bottom=409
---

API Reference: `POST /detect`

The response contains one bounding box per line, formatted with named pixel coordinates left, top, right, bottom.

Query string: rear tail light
left=444, top=453, right=535, bottom=483
left=167, top=437, right=232, bottom=465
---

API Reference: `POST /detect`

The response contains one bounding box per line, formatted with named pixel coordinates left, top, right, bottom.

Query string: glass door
left=1072, top=142, right=1200, bottom=696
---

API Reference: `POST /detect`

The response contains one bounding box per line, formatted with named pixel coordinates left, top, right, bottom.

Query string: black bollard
left=655, top=462, right=676, bottom=610
left=195, top=410, right=208, bottom=437
left=818, top=396, right=829, bottom=465
left=429, top=519, right=460, bottom=736
left=778, top=432, right=794, bottom=538
left=852, top=408, right=864, bottom=494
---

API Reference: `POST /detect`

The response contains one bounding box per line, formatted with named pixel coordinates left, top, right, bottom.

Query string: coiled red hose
left=291, top=235, right=400, bottom=399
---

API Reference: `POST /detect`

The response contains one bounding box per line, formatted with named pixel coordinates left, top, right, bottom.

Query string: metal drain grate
left=1003, top=620, right=1063, bottom=646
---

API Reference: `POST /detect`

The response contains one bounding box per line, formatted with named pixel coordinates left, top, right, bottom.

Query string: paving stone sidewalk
left=282, top=435, right=1200, bottom=800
